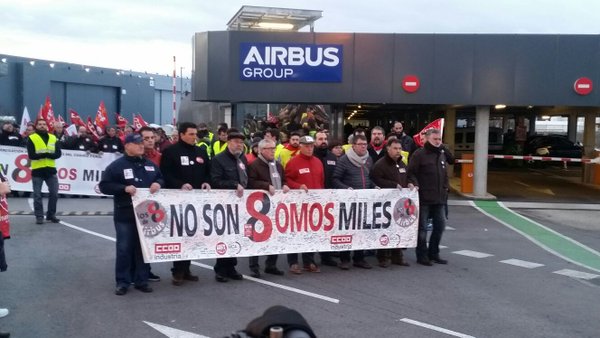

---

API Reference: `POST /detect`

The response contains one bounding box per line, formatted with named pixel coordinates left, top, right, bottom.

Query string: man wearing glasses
left=407, top=128, right=454, bottom=266
left=332, top=134, right=375, bottom=270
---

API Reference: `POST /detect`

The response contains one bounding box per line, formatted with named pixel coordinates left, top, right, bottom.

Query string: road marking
left=400, top=318, right=476, bottom=338
left=452, top=250, right=493, bottom=258
left=446, top=226, right=456, bottom=231
left=144, top=321, right=209, bottom=338
left=57, top=219, right=340, bottom=304
left=439, top=245, right=448, bottom=249
left=60, top=220, right=116, bottom=242
left=471, top=200, right=600, bottom=273
left=553, top=269, right=600, bottom=280
left=500, top=259, right=544, bottom=269
left=190, top=262, right=340, bottom=304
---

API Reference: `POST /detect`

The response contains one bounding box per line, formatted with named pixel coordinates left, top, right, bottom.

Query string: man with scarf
left=332, top=134, right=375, bottom=270
left=407, top=128, right=454, bottom=266
left=247, top=139, right=290, bottom=278
left=278, top=131, right=301, bottom=168
left=367, top=126, right=387, bottom=164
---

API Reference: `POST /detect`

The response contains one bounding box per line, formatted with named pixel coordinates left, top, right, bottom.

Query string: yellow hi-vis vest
left=196, top=141, right=212, bottom=159
left=29, top=133, right=57, bottom=170
left=212, top=140, right=228, bottom=156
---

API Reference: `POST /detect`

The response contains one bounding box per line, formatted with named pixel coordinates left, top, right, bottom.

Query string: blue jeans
left=416, top=204, right=446, bottom=259
left=32, top=175, right=58, bottom=219
left=114, top=219, right=149, bottom=288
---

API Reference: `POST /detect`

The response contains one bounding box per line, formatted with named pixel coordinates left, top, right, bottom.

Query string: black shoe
left=353, top=260, right=373, bottom=269
left=417, top=258, right=433, bottom=266
left=46, top=216, right=60, bottom=223
left=264, top=267, right=284, bottom=276
left=183, top=273, right=199, bottom=282
left=227, top=270, right=243, bottom=280
left=115, top=287, right=128, bottom=296
left=134, top=285, right=153, bottom=293
left=321, top=258, right=338, bottom=267
left=36, top=218, right=44, bottom=224
left=148, top=272, right=161, bottom=282
left=429, top=256, right=448, bottom=264
left=250, top=267, right=261, bottom=278
left=215, top=274, right=229, bottom=283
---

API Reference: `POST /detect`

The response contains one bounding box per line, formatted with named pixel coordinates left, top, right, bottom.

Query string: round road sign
left=574, top=77, right=593, bottom=95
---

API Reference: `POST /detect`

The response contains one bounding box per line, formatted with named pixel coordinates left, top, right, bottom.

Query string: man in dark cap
left=210, top=128, right=248, bottom=282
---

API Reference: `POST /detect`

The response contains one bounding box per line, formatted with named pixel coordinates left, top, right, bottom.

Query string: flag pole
left=172, top=56, right=177, bottom=126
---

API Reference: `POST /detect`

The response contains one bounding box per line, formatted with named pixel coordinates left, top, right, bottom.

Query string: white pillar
left=444, top=108, right=456, bottom=177
left=583, top=112, right=597, bottom=158
left=474, top=106, right=490, bottom=198
left=567, top=113, right=578, bottom=143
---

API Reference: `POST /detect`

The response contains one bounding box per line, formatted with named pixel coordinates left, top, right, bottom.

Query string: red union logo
left=330, top=235, right=353, bottom=244
left=216, top=242, right=228, bottom=255
left=155, top=243, right=181, bottom=254
left=379, top=235, right=390, bottom=246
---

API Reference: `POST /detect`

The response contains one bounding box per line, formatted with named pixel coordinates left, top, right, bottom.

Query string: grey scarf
left=346, top=147, right=370, bottom=168
left=258, top=154, right=282, bottom=190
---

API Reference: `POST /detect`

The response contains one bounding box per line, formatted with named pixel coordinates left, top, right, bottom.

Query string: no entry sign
left=402, top=75, right=420, bottom=93
left=573, top=77, right=593, bottom=95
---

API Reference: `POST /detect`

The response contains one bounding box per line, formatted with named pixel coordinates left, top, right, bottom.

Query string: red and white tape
left=455, top=155, right=600, bottom=164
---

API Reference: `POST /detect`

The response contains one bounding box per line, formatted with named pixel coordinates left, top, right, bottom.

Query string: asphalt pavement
left=1, top=192, right=600, bottom=337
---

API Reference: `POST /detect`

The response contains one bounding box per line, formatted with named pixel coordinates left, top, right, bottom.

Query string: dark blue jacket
left=99, top=155, right=164, bottom=222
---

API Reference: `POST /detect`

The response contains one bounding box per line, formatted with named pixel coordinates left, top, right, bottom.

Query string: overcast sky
left=1, top=0, right=598, bottom=77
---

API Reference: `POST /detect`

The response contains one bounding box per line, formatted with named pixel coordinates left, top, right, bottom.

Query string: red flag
left=57, top=115, right=66, bottom=127
left=69, top=109, right=86, bottom=127
left=115, top=112, right=129, bottom=128
left=132, top=114, right=148, bottom=131
left=95, top=101, right=109, bottom=134
left=39, top=96, right=56, bottom=132
left=86, top=117, right=101, bottom=142
left=413, top=118, right=445, bottom=148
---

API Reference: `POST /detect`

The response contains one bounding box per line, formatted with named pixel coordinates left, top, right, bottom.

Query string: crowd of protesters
left=1, top=116, right=454, bottom=296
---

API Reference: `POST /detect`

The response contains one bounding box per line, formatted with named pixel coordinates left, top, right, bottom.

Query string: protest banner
left=132, top=188, right=419, bottom=263
left=0, top=145, right=120, bottom=195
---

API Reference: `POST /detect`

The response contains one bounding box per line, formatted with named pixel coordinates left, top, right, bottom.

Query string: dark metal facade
left=193, top=32, right=600, bottom=107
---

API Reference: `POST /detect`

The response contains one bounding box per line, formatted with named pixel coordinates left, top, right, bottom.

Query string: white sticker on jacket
left=327, top=160, right=336, bottom=165
left=145, top=166, right=155, bottom=171
left=180, top=156, right=189, bottom=166
left=399, top=168, right=406, bottom=173
left=299, top=168, right=310, bottom=174
left=123, top=169, right=134, bottom=179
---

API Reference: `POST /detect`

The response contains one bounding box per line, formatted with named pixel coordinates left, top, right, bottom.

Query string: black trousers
left=214, top=257, right=238, bottom=275
left=249, top=255, right=278, bottom=269
left=171, top=260, right=191, bottom=276
left=339, top=250, right=365, bottom=263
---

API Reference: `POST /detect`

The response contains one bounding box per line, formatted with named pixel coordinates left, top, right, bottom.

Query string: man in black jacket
left=392, top=121, right=416, bottom=155
left=407, top=129, right=454, bottom=266
left=210, top=129, right=247, bottom=282
left=0, top=122, right=22, bottom=147
left=371, top=138, right=414, bottom=267
left=98, top=126, right=124, bottom=153
left=99, top=134, right=164, bottom=295
left=160, top=122, right=211, bottom=286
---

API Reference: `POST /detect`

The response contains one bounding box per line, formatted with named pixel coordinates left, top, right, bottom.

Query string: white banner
left=0, top=145, right=121, bottom=195
left=132, top=188, right=419, bottom=263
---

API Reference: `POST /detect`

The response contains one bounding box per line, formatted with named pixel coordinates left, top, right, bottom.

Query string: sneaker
left=148, top=272, right=161, bottom=282
left=289, top=264, right=303, bottom=274
left=115, top=287, right=128, bottom=296
left=338, top=261, right=351, bottom=270
left=172, top=273, right=184, bottom=286
left=353, top=260, right=373, bottom=269
left=134, top=285, right=153, bottom=293
left=303, top=263, right=320, bottom=273
left=226, top=269, right=243, bottom=280
left=35, top=218, right=44, bottom=225
left=429, top=256, right=448, bottom=264
left=46, top=216, right=60, bottom=223
left=215, top=273, right=229, bottom=283
left=250, top=267, right=261, bottom=278
left=417, top=258, right=433, bottom=266
left=0, top=308, right=8, bottom=318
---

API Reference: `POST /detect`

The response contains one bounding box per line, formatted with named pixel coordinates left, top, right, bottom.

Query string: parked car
left=454, top=127, right=504, bottom=157
left=524, top=135, right=582, bottom=158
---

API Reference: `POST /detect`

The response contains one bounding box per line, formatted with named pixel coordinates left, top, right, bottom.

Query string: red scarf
left=370, top=140, right=386, bottom=152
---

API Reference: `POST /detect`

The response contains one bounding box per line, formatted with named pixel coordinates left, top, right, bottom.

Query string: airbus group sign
left=240, top=43, right=343, bottom=82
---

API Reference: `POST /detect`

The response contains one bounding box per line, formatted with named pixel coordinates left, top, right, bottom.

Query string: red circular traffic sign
left=402, top=75, right=420, bottom=93
left=573, top=77, right=593, bottom=95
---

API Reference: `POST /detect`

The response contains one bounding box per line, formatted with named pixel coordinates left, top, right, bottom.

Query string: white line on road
left=500, top=259, right=544, bottom=269
left=452, top=250, right=494, bottom=258
left=446, top=226, right=456, bottom=231
left=439, top=245, right=448, bottom=249
left=191, top=262, right=340, bottom=304
left=400, top=318, right=476, bottom=338
left=57, top=219, right=340, bottom=304
left=144, top=321, right=210, bottom=338
left=553, top=269, right=600, bottom=280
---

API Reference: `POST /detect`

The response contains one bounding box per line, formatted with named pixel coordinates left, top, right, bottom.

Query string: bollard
left=461, top=153, right=474, bottom=193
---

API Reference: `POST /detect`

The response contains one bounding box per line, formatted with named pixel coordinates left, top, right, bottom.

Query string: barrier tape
left=455, top=155, right=600, bottom=164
